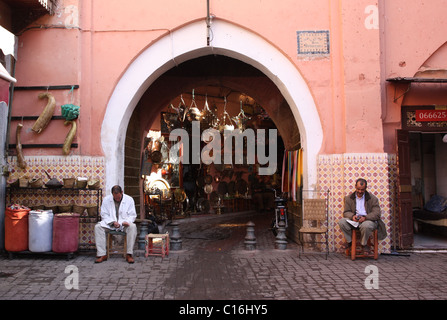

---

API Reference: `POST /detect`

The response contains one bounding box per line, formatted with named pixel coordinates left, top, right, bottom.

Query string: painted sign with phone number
left=415, top=110, right=447, bottom=122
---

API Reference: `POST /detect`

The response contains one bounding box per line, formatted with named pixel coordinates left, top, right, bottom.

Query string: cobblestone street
left=1, top=211, right=447, bottom=307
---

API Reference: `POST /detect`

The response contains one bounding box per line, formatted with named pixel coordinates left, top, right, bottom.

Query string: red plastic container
left=52, top=213, right=80, bottom=253
left=5, top=207, right=30, bottom=252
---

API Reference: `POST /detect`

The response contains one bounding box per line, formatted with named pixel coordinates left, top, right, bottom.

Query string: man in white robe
left=94, top=185, right=137, bottom=263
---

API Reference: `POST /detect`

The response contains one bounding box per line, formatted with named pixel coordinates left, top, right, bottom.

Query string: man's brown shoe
left=95, top=255, right=107, bottom=263
left=126, top=254, right=134, bottom=264
left=341, top=242, right=351, bottom=250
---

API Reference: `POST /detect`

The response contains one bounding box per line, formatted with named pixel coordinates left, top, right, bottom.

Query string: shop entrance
left=125, top=55, right=290, bottom=224
left=102, top=20, right=323, bottom=212
left=397, top=106, right=447, bottom=249
left=409, top=131, right=447, bottom=249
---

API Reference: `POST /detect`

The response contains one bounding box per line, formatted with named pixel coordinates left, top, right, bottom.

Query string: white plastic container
left=29, top=210, right=54, bottom=252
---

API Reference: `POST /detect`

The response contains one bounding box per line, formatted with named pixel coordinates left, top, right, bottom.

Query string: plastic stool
left=106, top=230, right=127, bottom=259
left=346, top=229, right=378, bottom=260
left=145, top=233, right=169, bottom=258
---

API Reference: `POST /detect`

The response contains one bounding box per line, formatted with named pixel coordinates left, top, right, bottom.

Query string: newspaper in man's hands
left=346, top=219, right=359, bottom=228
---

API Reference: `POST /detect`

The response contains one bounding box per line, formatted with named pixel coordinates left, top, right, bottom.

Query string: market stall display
left=5, top=185, right=102, bottom=254
left=139, top=89, right=280, bottom=216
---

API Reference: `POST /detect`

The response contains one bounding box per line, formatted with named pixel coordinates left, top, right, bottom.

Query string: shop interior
left=411, top=132, right=447, bottom=249
left=140, top=87, right=285, bottom=223
left=121, top=55, right=305, bottom=229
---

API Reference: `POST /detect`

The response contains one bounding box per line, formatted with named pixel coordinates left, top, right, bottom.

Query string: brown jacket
left=343, top=191, right=387, bottom=240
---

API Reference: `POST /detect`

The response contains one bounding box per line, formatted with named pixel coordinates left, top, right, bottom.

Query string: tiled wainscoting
left=317, top=153, right=397, bottom=253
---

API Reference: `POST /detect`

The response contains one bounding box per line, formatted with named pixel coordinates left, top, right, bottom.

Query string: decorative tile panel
left=317, top=153, right=397, bottom=254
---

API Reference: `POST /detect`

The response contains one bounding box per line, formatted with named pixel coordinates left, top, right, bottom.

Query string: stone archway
left=102, top=19, right=322, bottom=194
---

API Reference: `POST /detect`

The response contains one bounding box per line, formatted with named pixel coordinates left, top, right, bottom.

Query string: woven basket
left=88, top=179, right=100, bottom=190
left=72, top=204, right=85, bottom=214
left=44, top=205, right=59, bottom=213
left=58, top=205, right=73, bottom=213
left=63, top=177, right=75, bottom=188
left=76, top=178, right=88, bottom=189
left=29, top=178, right=43, bottom=188
left=86, top=205, right=98, bottom=217
left=19, top=178, right=29, bottom=188
left=7, top=178, right=19, bottom=187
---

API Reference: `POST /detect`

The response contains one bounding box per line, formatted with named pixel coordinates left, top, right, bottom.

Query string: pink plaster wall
left=7, top=0, right=447, bottom=158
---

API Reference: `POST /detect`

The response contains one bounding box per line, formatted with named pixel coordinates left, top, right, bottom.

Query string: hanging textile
left=297, top=148, right=303, bottom=188
left=281, top=150, right=287, bottom=193
left=290, top=151, right=293, bottom=193
left=281, top=148, right=303, bottom=201
left=287, top=151, right=293, bottom=192
left=291, top=151, right=297, bottom=201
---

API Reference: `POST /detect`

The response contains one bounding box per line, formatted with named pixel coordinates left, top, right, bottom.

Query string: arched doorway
left=101, top=19, right=322, bottom=198
left=127, top=55, right=294, bottom=215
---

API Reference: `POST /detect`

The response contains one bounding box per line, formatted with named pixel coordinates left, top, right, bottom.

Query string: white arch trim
left=101, top=19, right=323, bottom=194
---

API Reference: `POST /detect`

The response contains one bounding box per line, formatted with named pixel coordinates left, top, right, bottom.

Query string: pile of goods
left=7, top=204, right=30, bottom=211
left=7, top=171, right=100, bottom=190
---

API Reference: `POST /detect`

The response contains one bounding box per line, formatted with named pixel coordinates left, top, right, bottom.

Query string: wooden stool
left=346, top=229, right=378, bottom=260
left=106, top=230, right=127, bottom=259
left=145, top=233, right=170, bottom=258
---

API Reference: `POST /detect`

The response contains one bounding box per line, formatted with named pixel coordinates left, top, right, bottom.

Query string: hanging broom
left=62, top=120, right=77, bottom=155
left=16, top=123, right=26, bottom=169
left=61, top=104, right=80, bottom=155
left=31, top=92, right=56, bottom=134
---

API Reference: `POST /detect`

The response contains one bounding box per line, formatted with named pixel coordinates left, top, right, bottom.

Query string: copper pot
left=150, top=140, right=162, bottom=163
left=146, top=140, right=153, bottom=153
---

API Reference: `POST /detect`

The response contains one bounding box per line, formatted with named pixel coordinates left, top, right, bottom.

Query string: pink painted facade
left=2, top=0, right=447, bottom=251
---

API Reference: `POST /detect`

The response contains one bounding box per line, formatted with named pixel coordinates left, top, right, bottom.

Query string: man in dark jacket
left=338, top=178, right=386, bottom=254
